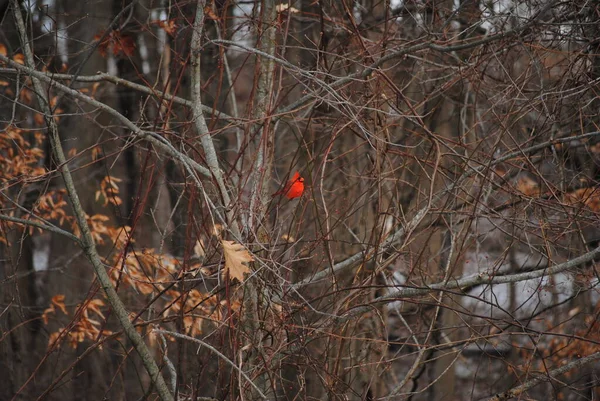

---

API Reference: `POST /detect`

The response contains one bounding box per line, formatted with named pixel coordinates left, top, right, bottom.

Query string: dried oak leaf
left=221, top=240, right=253, bottom=281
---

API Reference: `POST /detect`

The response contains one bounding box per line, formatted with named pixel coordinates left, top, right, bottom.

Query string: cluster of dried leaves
left=41, top=176, right=253, bottom=349
left=0, top=64, right=254, bottom=347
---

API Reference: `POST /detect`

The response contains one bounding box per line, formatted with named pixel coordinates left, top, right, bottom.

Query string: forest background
left=1, top=0, right=600, bottom=400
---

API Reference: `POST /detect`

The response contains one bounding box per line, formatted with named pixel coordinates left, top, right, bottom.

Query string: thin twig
left=339, top=243, right=600, bottom=323
left=9, top=1, right=173, bottom=400
left=291, top=130, right=600, bottom=290
left=0, top=55, right=212, bottom=179
left=0, top=68, right=239, bottom=123
left=0, top=214, right=80, bottom=243
left=487, top=351, right=600, bottom=401
left=153, top=329, right=268, bottom=400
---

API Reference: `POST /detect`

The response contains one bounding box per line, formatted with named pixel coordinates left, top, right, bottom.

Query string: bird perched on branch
left=273, top=171, right=305, bottom=200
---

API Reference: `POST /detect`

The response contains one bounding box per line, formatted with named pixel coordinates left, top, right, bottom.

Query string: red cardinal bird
left=273, top=171, right=305, bottom=199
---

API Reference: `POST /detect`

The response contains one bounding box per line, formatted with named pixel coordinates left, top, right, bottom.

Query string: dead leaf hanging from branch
left=221, top=240, right=253, bottom=281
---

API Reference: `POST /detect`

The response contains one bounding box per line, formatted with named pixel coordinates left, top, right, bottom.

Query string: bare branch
left=487, top=351, right=600, bottom=401
left=153, top=329, right=268, bottom=400
left=0, top=68, right=240, bottom=123
left=9, top=1, right=173, bottom=400
left=0, top=55, right=212, bottom=179
left=0, top=214, right=80, bottom=243
left=338, top=244, right=600, bottom=323
left=190, top=0, right=240, bottom=238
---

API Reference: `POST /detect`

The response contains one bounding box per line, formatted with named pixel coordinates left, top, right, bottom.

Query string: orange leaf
left=212, top=224, right=224, bottom=238
left=515, top=176, right=539, bottom=196
left=91, top=146, right=101, bottom=160
left=47, top=329, right=64, bottom=349
left=42, top=305, right=55, bottom=324
left=51, top=294, right=68, bottom=315
left=0, top=43, right=7, bottom=57
left=34, top=113, right=45, bottom=125
left=204, top=6, right=219, bottom=21
left=113, top=34, right=135, bottom=56
left=91, top=82, right=101, bottom=97
left=13, top=53, right=25, bottom=64
left=157, top=19, right=178, bottom=36
left=19, top=87, right=32, bottom=104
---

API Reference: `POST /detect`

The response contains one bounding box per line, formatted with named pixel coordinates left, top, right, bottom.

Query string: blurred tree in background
left=1, top=0, right=600, bottom=400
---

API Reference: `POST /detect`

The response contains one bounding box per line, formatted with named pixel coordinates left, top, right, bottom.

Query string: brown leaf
left=51, top=294, right=68, bottom=315
left=212, top=224, right=224, bottom=238
left=87, top=299, right=105, bottom=318
left=204, top=6, right=219, bottom=21
left=91, top=82, right=101, bottom=97
left=33, top=113, right=45, bottom=125
left=281, top=234, right=295, bottom=243
left=156, top=19, right=178, bottom=36
left=91, top=146, right=101, bottom=160
left=42, top=305, right=55, bottom=324
left=221, top=240, right=253, bottom=281
left=47, top=329, right=64, bottom=349
left=115, top=34, right=135, bottom=56
left=515, top=176, right=540, bottom=196
left=13, top=53, right=25, bottom=64
left=275, top=4, right=300, bottom=13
